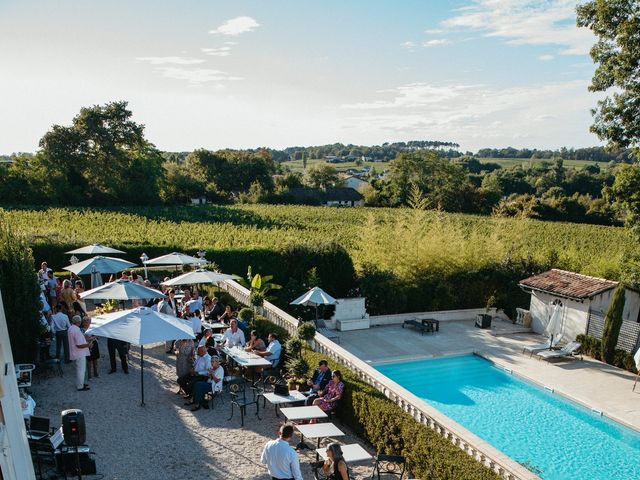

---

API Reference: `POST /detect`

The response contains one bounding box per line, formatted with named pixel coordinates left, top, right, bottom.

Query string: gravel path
left=31, top=339, right=374, bottom=479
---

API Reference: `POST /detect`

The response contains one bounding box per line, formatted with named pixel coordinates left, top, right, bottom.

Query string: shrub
left=251, top=315, right=290, bottom=344
left=284, top=337, right=303, bottom=358
left=301, top=348, right=501, bottom=479
left=285, top=356, right=310, bottom=381
left=577, top=334, right=637, bottom=373
left=296, top=321, right=316, bottom=341
left=0, top=226, right=42, bottom=362
left=238, top=307, right=254, bottom=323
left=601, top=284, right=626, bottom=364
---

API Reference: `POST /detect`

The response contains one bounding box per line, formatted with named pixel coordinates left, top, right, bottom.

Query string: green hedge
left=302, top=348, right=501, bottom=480
left=576, top=334, right=638, bottom=373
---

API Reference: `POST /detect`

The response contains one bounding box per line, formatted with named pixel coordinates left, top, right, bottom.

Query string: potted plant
left=285, top=357, right=310, bottom=391
left=237, top=266, right=282, bottom=314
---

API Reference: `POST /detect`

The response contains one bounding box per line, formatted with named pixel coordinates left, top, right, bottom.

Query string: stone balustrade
left=221, top=280, right=538, bottom=480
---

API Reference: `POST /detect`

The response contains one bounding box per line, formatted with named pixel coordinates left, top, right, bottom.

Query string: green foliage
left=284, top=337, right=303, bottom=359
left=238, top=307, right=254, bottom=323
left=577, top=0, right=640, bottom=154
left=296, top=321, right=316, bottom=341
left=238, top=267, right=282, bottom=307
left=305, top=164, right=342, bottom=189
left=251, top=315, right=290, bottom=344
left=302, top=349, right=501, bottom=479
left=611, top=163, right=640, bottom=240
left=601, top=284, right=626, bottom=364
left=0, top=225, right=42, bottom=362
left=285, top=356, right=310, bottom=380
left=577, top=334, right=638, bottom=373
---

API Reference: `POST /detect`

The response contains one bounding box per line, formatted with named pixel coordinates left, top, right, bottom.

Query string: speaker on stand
left=61, top=409, right=85, bottom=480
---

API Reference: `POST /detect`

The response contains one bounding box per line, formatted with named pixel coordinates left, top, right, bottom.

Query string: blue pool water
left=375, top=355, right=640, bottom=480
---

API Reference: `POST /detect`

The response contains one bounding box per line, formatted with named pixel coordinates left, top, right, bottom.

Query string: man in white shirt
left=255, top=332, right=282, bottom=367
left=260, top=424, right=303, bottom=480
left=177, top=346, right=210, bottom=397
left=188, top=356, right=225, bottom=411
left=219, top=319, right=246, bottom=348
left=51, top=304, right=71, bottom=363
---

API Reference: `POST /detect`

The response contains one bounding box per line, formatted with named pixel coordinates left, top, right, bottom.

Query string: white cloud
left=441, top=0, right=594, bottom=55
left=157, top=67, right=243, bottom=85
left=209, top=16, right=260, bottom=36
left=539, top=54, right=555, bottom=61
left=337, top=80, right=603, bottom=150
left=136, top=56, right=204, bottom=65
left=424, top=28, right=444, bottom=34
left=422, top=39, right=452, bottom=47
left=202, top=47, right=232, bottom=57
left=400, top=41, right=417, bottom=49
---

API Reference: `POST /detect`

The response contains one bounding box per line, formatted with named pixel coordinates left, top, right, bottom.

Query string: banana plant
left=237, top=266, right=281, bottom=307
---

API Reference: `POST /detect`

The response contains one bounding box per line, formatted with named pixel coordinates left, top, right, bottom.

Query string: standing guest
left=320, top=443, right=349, bottom=480
left=45, top=269, right=58, bottom=307
left=60, top=280, right=77, bottom=315
left=208, top=297, right=225, bottom=321
left=158, top=290, right=178, bottom=353
left=254, top=332, right=281, bottom=367
left=177, top=346, right=210, bottom=397
left=218, top=319, right=245, bottom=349
left=74, top=281, right=87, bottom=315
left=260, top=424, right=303, bottom=480
left=38, top=261, right=49, bottom=283
left=187, top=356, right=224, bottom=411
left=81, top=317, right=100, bottom=378
left=313, top=370, right=345, bottom=413
left=174, top=338, right=195, bottom=394
left=107, top=338, right=129, bottom=374
left=245, top=330, right=266, bottom=352
left=189, top=290, right=203, bottom=312
left=304, top=360, right=332, bottom=406
left=51, top=304, right=71, bottom=363
left=54, top=277, right=63, bottom=309
left=161, top=277, right=171, bottom=294
left=68, top=316, right=90, bottom=391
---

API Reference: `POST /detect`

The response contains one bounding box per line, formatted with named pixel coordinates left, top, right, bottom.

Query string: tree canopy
left=577, top=0, right=640, bottom=156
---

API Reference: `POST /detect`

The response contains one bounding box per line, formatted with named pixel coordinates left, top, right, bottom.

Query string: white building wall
left=0, top=292, right=36, bottom=480
left=581, top=289, right=640, bottom=322
left=529, top=291, right=589, bottom=341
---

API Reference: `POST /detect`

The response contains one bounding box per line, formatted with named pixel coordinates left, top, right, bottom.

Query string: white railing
left=221, top=280, right=538, bottom=480
left=515, top=308, right=529, bottom=326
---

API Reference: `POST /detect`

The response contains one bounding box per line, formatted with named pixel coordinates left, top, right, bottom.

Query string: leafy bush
left=284, top=337, right=303, bottom=358
left=296, top=321, right=316, bottom=341
left=285, top=356, right=310, bottom=381
left=251, top=315, right=290, bottom=344
left=238, top=307, right=254, bottom=323
left=576, top=334, right=637, bottom=373
left=302, top=348, right=501, bottom=479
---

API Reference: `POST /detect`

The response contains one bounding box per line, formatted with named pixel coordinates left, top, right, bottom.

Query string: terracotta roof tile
left=519, top=269, right=618, bottom=299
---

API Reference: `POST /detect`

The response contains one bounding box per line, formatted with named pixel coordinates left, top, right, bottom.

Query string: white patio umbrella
left=290, top=286, right=338, bottom=321
left=143, top=252, right=206, bottom=267
left=64, top=256, right=137, bottom=276
left=66, top=243, right=126, bottom=255
left=545, top=303, right=563, bottom=349
left=161, top=269, right=239, bottom=286
left=86, top=307, right=195, bottom=406
left=80, top=279, right=166, bottom=301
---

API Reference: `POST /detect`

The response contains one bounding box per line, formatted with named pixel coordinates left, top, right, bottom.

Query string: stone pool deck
left=338, top=319, right=640, bottom=432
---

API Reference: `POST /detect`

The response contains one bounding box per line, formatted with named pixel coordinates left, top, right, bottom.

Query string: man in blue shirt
left=256, top=332, right=282, bottom=367
left=304, top=359, right=332, bottom=406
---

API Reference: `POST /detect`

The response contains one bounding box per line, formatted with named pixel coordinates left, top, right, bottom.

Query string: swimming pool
left=375, top=355, right=640, bottom=480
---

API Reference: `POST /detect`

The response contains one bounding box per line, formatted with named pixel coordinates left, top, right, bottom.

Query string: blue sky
left=0, top=0, right=602, bottom=153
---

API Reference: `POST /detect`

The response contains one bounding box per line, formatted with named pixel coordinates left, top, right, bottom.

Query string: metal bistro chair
left=227, top=377, right=261, bottom=427
left=370, top=453, right=407, bottom=479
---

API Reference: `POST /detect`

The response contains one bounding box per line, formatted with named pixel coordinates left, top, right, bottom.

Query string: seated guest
left=199, top=328, right=217, bottom=355
left=177, top=346, right=211, bottom=397
left=202, top=296, right=213, bottom=317
left=254, top=332, right=281, bottom=367
left=187, top=356, right=224, bottom=411
left=320, top=443, right=349, bottom=480
left=313, top=370, right=344, bottom=413
left=304, top=360, right=332, bottom=406
left=218, top=319, right=246, bottom=348
left=245, top=330, right=266, bottom=352
left=218, top=304, right=235, bottom=324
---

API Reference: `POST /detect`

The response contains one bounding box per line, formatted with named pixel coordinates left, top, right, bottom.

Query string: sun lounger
left=536, top=341, right=581, bottom=361
left=522, top=335, right=563, bottom=356
left=314, top=319, right=340, bottom=344
left=402, top=319, right=432, bottom=336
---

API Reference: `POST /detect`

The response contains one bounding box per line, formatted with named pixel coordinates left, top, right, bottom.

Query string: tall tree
left=577, top=1, right=640, bottom=156
left=305, top=164, right=341, bottom=189
left=611, top=163, right=640, bottom=239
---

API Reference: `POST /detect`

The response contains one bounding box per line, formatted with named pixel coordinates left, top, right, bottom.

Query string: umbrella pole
left=140, top=345, right=145, bottom=407
left=315, top=305, right=318, bottom=322
left=633, top=371, right=640, bottom=392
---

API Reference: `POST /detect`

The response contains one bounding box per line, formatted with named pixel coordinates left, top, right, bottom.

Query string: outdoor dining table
left=202, top=321, right=227, bottom=331
left=262, top=390, right=307, bottom=417
left=296, top=422, right=345, bottom=449
left=280, top=405, right=328, bottom=422
left=315, top=443, right=373, bottom=463
left=221, top=346, right=272, bottom=368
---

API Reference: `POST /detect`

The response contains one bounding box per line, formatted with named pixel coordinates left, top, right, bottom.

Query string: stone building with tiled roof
left=519, top=269, right=640, bottom=345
